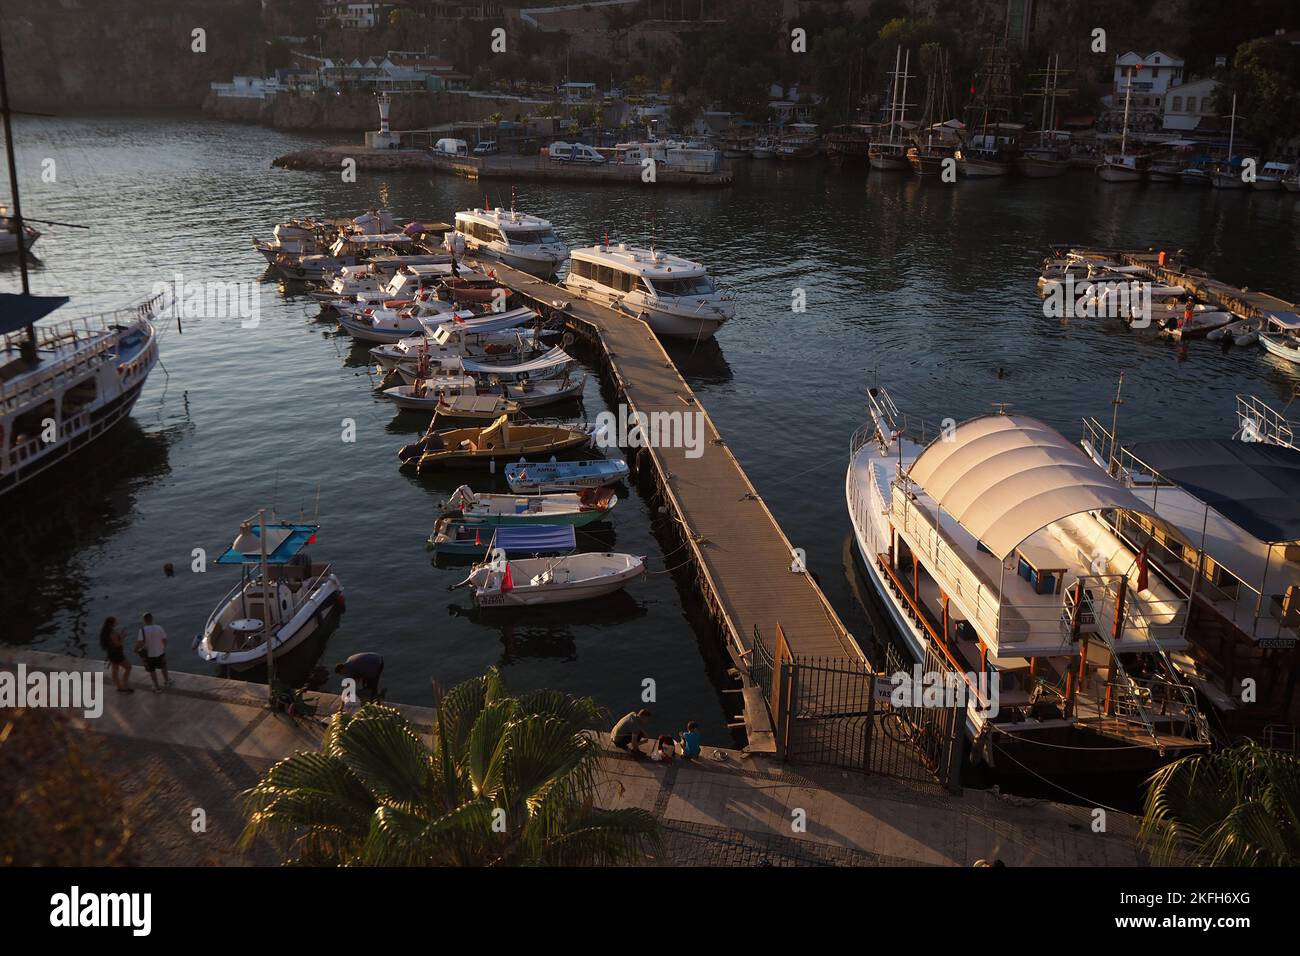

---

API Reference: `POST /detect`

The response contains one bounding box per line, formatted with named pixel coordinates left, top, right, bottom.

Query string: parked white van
left=547, top=141, right=605, bottom=164
left=433, top=138, right=469, bottom=157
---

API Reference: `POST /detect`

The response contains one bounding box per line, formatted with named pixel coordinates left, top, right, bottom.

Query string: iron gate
left=751, top=625, right=961, bottom=789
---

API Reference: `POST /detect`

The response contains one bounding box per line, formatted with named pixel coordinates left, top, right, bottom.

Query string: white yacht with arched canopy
left=847, top=388, right=1209, bottom=777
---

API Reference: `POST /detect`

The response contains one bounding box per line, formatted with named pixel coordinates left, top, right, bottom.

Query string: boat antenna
left=1108, top=370, right=1125, bottom=464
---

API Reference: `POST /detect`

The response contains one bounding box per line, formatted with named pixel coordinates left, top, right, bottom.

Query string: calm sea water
left=4, top=115, right=1299, bottom=751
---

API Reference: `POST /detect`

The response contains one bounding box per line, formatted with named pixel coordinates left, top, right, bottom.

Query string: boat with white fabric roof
left=847, top=386, right=1209, bottom=776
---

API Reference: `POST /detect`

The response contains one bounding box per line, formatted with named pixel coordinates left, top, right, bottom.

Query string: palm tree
left=1139, top=740, right=1300, bottom=866
left=240, top=669, right=661, bottom=865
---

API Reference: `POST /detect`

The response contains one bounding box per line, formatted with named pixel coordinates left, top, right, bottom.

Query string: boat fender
left=334, top=592, right=346, bottom=614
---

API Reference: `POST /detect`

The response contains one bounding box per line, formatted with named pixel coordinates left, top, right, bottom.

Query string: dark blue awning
left=1126, top=439, right=1300, bottom=544
left=0, top=293, right=69, bottom=336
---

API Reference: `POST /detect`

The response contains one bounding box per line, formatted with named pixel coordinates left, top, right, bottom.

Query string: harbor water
left=4, top=115, right=1299, bottom=752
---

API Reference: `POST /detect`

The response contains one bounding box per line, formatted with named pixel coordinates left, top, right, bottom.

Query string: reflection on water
left=4, top=115, right=1299, bottom=754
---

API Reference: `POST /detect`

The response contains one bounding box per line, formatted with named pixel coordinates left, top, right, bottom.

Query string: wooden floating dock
left=431, top=153, right=734, bottom=188
left=1069, top=246, right=1299, bottom=320
left=477, top=260, right=861, bottom=749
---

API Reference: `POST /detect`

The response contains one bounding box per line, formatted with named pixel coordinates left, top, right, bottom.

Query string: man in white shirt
left=137, top=612, right=171, bottom=692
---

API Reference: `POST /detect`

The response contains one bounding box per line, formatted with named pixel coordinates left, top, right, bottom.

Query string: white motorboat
left=457, top=552, right=644, bottom=607
left=1205, top=318, right=1259, bottom=345
left=1159, top=310, right=1236, bottom=340
left=0, top=205, right=39, bottom=254
left=380, top=372, right=481, bottom=410
left=450, top=207, right=569, bottom=278
left=564, top=243, right=735, bottom=339
left=369, top=315, right=546, bottom=371
left=750, top=138, right=777, bottom=159
left=276, top=232, right=416, bottom=281
left=195, top=514, right=345, bottom=671
left=440, top=483, right=617, bottom=526
left=1258, top=311, right=1300, bottom=365
left=391, top=368, right=584, bottom=409
left=336, top=305, right=428, bottom=343
left=504, top=457, right=630, bottom=493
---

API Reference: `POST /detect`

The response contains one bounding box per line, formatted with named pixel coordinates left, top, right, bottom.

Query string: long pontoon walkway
left=480, top=259, right=861, bottom=666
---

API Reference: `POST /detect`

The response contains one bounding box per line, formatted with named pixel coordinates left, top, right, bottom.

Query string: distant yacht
left=1, top=204, right=38, bottom=255
left=451, top=207, right=568, bottom=278
left=563, top=243, right=735, bottom=339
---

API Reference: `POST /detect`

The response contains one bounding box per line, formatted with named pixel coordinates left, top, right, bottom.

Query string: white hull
left=470, top=553, right=644, bottom=607
left=336, top=313, right=426, bottom=343
left=1096, top=163, right=1143, bottom=182
left=196, top=574, right=343, bottom=670
left=1, top=302, right=162, bottom=497
left=1260, top=333, right=1300, bottom=364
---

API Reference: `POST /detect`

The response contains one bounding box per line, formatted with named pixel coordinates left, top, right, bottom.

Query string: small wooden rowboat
left=399, top=415, right=591, bottom=470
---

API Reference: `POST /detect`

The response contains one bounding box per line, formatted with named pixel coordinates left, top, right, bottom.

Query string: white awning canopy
left=905, top=415, right=1161, bottom=560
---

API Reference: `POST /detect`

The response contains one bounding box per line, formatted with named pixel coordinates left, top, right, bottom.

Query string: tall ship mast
left=955, top=41, right=1022, bottom=178
left=0, top=22, right=166, bottom=498
left=1017, top=54, right=1074, bottom=177
left=868, top=46, right=914, bottom=172
left=907, top=46, right=960, bottom=176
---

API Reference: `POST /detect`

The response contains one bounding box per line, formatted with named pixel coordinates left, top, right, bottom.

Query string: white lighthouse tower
left=371, top=92, right=399, bottom=149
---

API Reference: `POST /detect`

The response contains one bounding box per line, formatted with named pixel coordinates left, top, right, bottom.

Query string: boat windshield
left=502, top=228, right=559, bottom=245
left=649, top=275, right=715, bottom=297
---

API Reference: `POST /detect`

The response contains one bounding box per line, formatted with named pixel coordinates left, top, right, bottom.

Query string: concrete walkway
left=2, top=650, right=1143, bottom=866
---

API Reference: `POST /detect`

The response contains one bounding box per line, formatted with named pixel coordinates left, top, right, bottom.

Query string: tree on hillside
left=1213, top=36, right=1300, bottom=151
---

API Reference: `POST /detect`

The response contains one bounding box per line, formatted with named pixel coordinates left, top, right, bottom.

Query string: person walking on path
left=99, top=616, right=133, bottom=694
left=611, top=708, right=652, bottom=755
left=136, top=612, right=170, bottom=692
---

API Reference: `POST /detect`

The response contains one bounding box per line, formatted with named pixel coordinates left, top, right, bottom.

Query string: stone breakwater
left=272, top=146, right=434, bottom=172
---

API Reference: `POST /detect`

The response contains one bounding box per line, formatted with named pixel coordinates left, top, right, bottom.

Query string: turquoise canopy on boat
left=216, top=523, right=318, bottom=565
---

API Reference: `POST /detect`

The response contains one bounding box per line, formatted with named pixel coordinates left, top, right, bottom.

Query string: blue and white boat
left=195, top=513, right=345, bottom=670
left=427, top=521, right=577, bottom=556
left=504, top=457, right=630, bottom=493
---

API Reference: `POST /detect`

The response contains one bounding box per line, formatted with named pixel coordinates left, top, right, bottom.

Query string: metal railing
left=1235, top=393, right=1297, bottom=450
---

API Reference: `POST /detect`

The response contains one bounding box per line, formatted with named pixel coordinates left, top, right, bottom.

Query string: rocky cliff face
left=4, top=0, right=261, bottom=112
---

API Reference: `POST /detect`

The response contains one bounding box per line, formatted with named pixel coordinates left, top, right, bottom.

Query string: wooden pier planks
left=481, top=261, right=861, bottom=666
left=1112, top=250, right=1298, bottom=319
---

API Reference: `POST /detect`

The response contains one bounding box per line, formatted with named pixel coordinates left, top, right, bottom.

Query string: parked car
left=433, top=138, right=469, bottom=157
left=473, top=141, right=499, bottom=156
left=547, top=141, right=605, bottom=164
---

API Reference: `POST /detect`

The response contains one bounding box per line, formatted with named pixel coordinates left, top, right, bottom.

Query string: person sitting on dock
left=335, top=652, right=385, bottom=703
left=611, top=708, right=652, bottom=755
left=677, top=720, right=702, bottom=759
